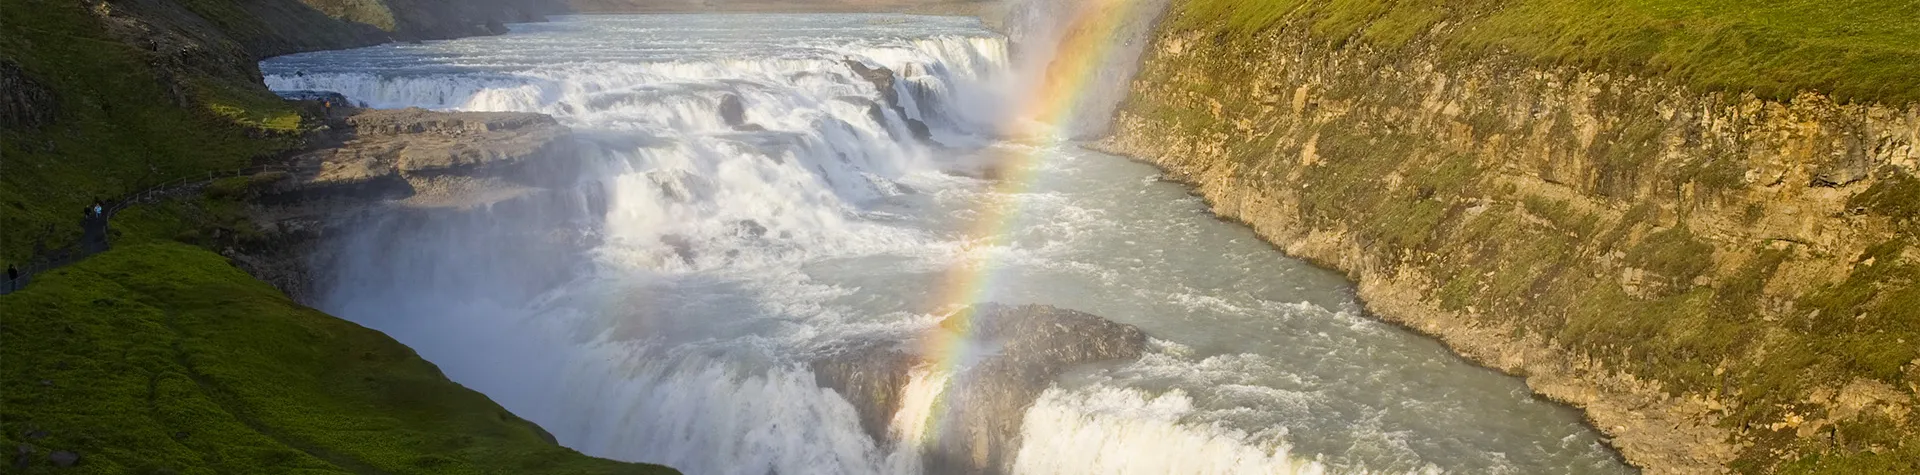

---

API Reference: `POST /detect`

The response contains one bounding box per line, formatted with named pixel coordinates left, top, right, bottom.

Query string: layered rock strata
left=1098, top=21, right=1919, bottom=475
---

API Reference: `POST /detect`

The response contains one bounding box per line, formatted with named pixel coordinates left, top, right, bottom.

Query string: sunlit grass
left=1174, top=0, right=1920, bottom=104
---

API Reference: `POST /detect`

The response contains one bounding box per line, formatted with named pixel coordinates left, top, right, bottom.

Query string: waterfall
left=267, top=14, right=1027, bottom=475
left=261, top=10, right=1631, bottom=475
left=1000, top=0, right=1173, bottom=139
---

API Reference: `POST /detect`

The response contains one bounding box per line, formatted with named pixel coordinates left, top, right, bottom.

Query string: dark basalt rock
left=718, top=94, right=767, bottom=132
left=811, top=338, right=918, bottom=446
left=811, top=303, right=1148, bottom=474
left=840, top=60, right=933, bottom=142
left=926, top=304, right=1147, bottom=474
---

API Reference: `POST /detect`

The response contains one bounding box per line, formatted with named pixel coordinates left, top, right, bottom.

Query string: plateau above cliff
left=1175, top=0, right=1920, bottom=105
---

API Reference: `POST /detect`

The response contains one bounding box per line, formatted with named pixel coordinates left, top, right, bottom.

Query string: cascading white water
left=264, top=10, right=1631, bottom=475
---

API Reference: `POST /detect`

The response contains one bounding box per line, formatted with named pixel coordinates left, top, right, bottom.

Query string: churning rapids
left=262, top=12, right=1633, bottom=475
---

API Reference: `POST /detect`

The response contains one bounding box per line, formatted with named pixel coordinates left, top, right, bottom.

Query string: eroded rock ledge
left=234, top=107, right=582, bottom=302
left=266, top=107, right=576, bottom=207
left=813, top=303, right=1148, bottom=474
left=1098, top=20, right=1918, bottom=475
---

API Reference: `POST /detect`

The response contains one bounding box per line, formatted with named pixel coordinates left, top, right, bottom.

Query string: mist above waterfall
left=262, top=10, right=1629, bottom=475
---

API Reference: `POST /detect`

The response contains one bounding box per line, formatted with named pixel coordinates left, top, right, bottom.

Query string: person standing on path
left=5, top=264, right=17, bottom=292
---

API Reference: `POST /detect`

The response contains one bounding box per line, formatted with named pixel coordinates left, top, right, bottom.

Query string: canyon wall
left=1098, top=8, right=1920, bottom=475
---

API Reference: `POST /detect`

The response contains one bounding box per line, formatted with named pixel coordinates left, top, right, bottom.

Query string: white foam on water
left=1011, top=386, right=1330, bottom=475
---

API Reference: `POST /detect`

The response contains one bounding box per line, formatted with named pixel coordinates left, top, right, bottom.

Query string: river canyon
left=255, top=11, right=1635, bottom=475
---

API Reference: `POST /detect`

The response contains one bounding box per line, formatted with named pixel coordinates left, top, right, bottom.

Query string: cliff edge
left=1, top=0, right=676, bottom=472
left=1099, top=1, right=1919, bottom=473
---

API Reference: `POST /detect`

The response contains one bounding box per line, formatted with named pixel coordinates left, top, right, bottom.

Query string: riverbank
left=1098, top=0, right=1919, bottom=473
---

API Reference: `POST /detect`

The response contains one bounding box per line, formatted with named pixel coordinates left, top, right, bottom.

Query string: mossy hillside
left=1109, top=7, right=1919, bottom=471
left=3, top=0, right=675, bottom=472
left=1, top=240, right=676, bottom=474
left=0, top=0, right=304, bottom=263
left=1174, top=0, right=1920, bottom=105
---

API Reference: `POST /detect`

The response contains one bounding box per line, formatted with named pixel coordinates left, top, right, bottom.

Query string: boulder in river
left=717, top=94, right=767, bottom=132
left=840, top=59, right=933, bottom=142
left=811, top=303, right=1148, bottom=474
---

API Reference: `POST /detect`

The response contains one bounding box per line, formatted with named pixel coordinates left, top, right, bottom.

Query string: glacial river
left=262, top=13, right=1633, bottom=475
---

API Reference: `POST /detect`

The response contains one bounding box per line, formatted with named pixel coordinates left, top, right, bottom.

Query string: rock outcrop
left=0, top=60, right=58, bottom=131
left=842, top=59, right=934, bottom=142
left=266, top=108, right=576, bottom=205
left=1099, top=11, right=1919, bottom=474
left=231, top=107, right=579, bottom=301
left=812, top=303, right=1148, bottom=474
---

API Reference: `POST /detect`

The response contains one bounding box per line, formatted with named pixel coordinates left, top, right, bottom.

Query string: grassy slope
left=1176, top=0, right=1920, bottom=104
left=0, top=0, right=302, bottom=262
left=1, top=0, right=674, bottom=473
left=0, top=241, right=673, bottom=474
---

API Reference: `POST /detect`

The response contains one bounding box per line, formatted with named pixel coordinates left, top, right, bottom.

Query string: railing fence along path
left=1, top=165, right=292, bottom=295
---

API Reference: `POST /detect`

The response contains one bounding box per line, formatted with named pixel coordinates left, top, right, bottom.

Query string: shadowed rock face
left=812, top=338, right=920, bottom=445
left=840, top=59, right=933, bottom=142
left=717, top=94, right=768, bottom=132
left=0, top=60, right=58, bottom=131
left=812, top=303, right=1148, bottom=474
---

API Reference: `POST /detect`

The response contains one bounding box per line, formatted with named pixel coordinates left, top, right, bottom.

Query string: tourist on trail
left=5, top=264, right=17, bottom=290
left=92, top=199, right=104, bottom=218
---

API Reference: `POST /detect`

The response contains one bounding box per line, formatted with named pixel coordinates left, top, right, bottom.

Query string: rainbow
left=907, top=0, right=1154, bottom=448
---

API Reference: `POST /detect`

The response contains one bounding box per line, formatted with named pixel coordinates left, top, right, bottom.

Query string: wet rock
left=717, top=94, right=766, bottom=132
left=840, top=60, right=933, bottom=142
left=647, top=170, right=712, bottom=203
left=811, top=339, right=918, bottom=446
left=23, top=429, right=47, bottom=440
left=925, top=304, right=1147, bottom=474
left=719, top=94, right=746, bottom=124
left=732, top=220, right=768, bottom=239
left=812, top=303, right=1148, bottom=474
left=49, top=450, right=78, bottom=468
left=660, top=235, right=697, bottom=265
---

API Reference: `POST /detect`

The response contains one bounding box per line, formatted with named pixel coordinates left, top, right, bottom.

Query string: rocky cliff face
left=1099, top=20, right=1920, bottom=475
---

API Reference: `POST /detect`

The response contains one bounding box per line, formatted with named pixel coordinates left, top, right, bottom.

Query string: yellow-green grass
left=1, top=240, right=676, bottom=474
left=1173, top=0, right=1920, bottom=105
